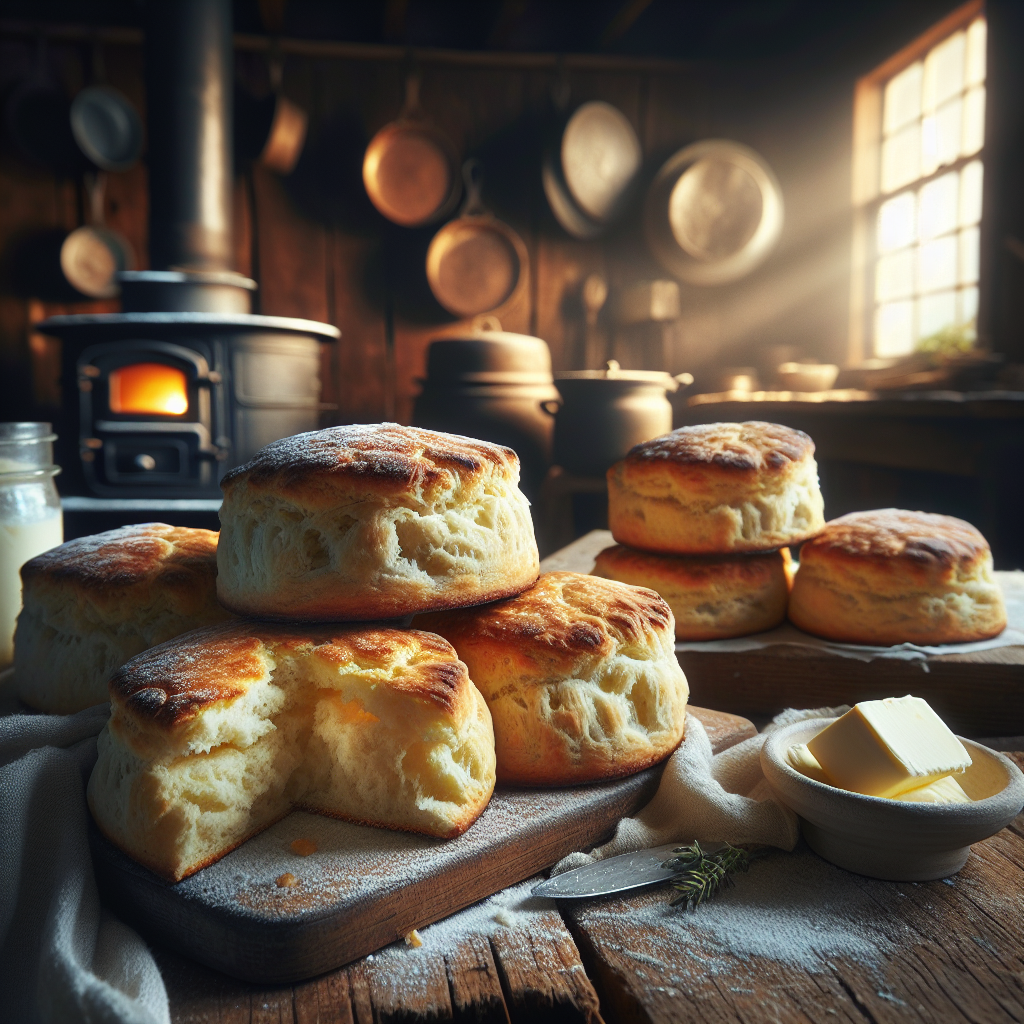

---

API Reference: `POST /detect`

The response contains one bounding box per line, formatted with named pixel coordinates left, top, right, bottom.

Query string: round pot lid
left=555, top=360, right=693, bottom=391
left=70, top=86, right=143, bottom=172
left=425, top=321, right=552, bottom=382
left=645, top=139, right=783, bottom=285
left=561, top=101, right=642, bottom=222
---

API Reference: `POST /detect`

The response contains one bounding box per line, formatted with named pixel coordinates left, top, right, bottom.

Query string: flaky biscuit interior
left=87, top=623, right=495, bottom=881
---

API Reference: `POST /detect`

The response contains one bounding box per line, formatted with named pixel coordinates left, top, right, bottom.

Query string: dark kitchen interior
left=1, top=0, right=1022, bottom=563
left=4, top=4, right=1024, bottom=1022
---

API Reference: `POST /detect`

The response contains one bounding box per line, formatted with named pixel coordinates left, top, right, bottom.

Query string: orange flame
left=108, top=363, right=188, bottom=416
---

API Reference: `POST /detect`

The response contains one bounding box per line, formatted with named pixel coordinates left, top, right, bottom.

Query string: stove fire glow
left=108, top=363, right=189, bottom=416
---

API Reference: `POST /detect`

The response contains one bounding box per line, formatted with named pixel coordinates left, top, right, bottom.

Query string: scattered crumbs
left=404, top=929, right=423, bottom=948
left=275, top=873, right=298, bottom=888
left=877, top=990, right=907, bottom=1005
left=290, top=838, right=317, bottom=857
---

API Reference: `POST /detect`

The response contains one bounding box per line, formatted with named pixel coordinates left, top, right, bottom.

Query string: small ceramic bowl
left=775, top=361, right=839, bottom=392
left=761, top=718, right=1024, bottom=881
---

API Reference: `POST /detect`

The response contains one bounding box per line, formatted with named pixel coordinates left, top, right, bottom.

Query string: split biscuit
left=593, top=544, right=793, bottom=640
left=87, top=622, right=496, bottom=881
left=14, top=523, right=231, bottom=714
left=417, top=572, right=688, bottom=786
left=788, top=509, right=1006, bottom=645
left=216, top=423, right=539, bottom=621
left=607, top=421, right=825, bottom=554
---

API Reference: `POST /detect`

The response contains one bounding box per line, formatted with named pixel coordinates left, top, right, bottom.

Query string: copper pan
left=363, top=75, right=461, bottom=227
left=426, top=160, right=528, bottom=319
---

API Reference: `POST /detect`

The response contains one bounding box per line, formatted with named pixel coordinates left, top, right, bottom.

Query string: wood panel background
left=0, top=25, right=859, bottom=429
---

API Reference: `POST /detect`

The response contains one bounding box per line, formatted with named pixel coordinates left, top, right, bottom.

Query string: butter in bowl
left=760, top=696, right=1024, bottom=881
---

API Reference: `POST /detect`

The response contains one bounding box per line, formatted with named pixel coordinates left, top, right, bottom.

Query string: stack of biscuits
left=594, top=421, right=827, bottom=640
left=15, top=423, right=689, bottom=882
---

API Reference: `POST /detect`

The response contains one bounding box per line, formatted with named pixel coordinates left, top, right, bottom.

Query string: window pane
left=959, top=286, right=979, bottom=324
left=923, top=30, right=965, bottom=113
left=965, top=18, right=986, bottom=87
left=884, top=61, right=923, bottom=134
left=918, top=171, right=958, bottom=240
left=919, top=236, right=958, bottom=293
left=876, top=248, right=915, bottom=301
left=959, top=160, right=983, bottom=226
left=921, top=98, right=962, bottom=175
left=877, top=191, right=916, bottom=252
left=918, top=290, right=957, bottom=339
left=881, top=123, right=921, bottom=193
left=876, top=300, right=915, bottom=356
left=958, top=226, right=980, bottom=284
left=962, top=85, right=985, bottom=156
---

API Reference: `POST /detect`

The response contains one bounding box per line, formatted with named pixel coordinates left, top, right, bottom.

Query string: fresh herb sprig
left=661, top=841, right=757, bottom=911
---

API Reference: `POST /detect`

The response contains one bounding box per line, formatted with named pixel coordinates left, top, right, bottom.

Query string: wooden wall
left=0, top=29, right=792, bottom=428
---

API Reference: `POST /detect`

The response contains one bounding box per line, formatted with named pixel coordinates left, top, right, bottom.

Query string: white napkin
left=553, top=706, right=849, bottom=874
left=0, top=702, right=170, bottom=1024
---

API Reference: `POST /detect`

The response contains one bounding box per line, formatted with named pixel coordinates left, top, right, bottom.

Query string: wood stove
left=39, top=0, right=339, bottom=505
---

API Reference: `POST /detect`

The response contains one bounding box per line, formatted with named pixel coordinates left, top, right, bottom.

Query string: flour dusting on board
left=172, top=785, right=600, bottom=918
left=576, top=847, right=907, bottom=977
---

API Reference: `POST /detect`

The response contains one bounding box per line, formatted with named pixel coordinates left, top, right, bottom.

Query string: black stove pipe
left=144, top=0, right=234, bottom=273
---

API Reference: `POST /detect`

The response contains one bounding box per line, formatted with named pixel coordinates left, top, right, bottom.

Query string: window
left=850, top=2, right=986, bottom=361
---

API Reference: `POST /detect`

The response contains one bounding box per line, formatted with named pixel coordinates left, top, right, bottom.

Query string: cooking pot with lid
left=412, top=319, right=559, bottom=499
left=549, top=361, right=692, bottom=477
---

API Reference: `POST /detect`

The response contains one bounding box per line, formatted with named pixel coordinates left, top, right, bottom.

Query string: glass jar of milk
left=0, top=423, right=63, bottom=668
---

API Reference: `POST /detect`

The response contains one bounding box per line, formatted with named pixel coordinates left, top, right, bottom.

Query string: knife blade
left=532, top=841, right=725, bottom=899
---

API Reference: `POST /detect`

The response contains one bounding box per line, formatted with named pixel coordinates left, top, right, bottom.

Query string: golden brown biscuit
left=14, top=523, right=231, bottom=714
left=607, top=421, right=825, bottom=554
left=87, top=622, right=496, bottom=881
left=593, top=544, right=793, bottom=640
left=788, top=509, right=1006, bottom=645
left=216, top=423, right=539, bottom=621
left=416, top=572, right=688, bottom=785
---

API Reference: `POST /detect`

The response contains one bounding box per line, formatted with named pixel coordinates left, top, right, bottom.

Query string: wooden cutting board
left=90, top=705, right=755, bottom=985
left=546, top=531, right=1024, bottom=736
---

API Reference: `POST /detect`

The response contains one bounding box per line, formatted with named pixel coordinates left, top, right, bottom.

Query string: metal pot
left=412, top=321, right=558, bottom=498
left=549, top=361, right=692, bottom=477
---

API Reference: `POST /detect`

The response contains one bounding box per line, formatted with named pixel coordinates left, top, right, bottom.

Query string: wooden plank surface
left=95, top=705, right=751, bottom=986
left=562, top=753, right=1024, bottom=1024
left=545, top=531, right=1024, bottom=735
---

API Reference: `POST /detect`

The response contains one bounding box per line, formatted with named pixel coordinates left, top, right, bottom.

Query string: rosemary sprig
left=661, top=841, right=755, bottom=911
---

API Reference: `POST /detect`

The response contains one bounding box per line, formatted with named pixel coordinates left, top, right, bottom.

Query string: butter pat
left=786, top=743, right=832, bottom=785
left=806, top=696, right=971, bottom=798
left=896, top=775, right=972, bottom=804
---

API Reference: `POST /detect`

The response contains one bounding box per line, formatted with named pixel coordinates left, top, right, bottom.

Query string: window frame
left=848, top=0, right=986, bottom=364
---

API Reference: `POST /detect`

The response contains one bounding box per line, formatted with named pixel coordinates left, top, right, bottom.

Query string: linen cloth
left=0, top=696, right=170, bottom=1024
left=553, top=705, right=848, bottom=874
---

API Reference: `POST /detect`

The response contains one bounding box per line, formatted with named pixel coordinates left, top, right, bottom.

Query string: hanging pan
left=363, top=74, right=461, bottom=227
left=426, top=159, right=528, bottom=319
left=644, top=139, right=783, bottom=285
left=542, top=100, right=642, bottom=240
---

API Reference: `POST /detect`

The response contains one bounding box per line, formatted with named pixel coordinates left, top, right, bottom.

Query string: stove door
left=78, top=339, right=226, bottom=496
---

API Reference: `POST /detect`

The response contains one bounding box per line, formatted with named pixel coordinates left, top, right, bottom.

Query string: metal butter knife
left=532, top=842, right=725, bottom=899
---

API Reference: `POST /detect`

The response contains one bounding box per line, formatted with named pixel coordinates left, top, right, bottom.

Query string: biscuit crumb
left=276, top=872, right=298, bottom=888
left=492, top=909, right=515, bottom=927
left=404, top=929, right=423, bottom=948
left=290, top=838, right=317, bottom=856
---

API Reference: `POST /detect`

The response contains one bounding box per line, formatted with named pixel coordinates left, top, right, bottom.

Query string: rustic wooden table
left=158, top=537, right=1024, bottom=1023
